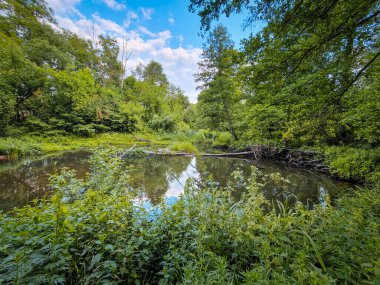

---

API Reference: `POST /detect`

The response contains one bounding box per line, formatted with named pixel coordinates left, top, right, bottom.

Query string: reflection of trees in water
left=195, top=157, right=252, bottom=200
left=195, top=158, right=353, bottom=204
left=127, top=156, right=191, bottom=205
left=0, top=153, right=354, bottom=211
left=0, top=152, right=89, bottom=210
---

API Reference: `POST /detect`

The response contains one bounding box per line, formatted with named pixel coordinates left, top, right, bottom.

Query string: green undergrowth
left=0, top=149, right=379, bottom=284
left=323, top=146, right=380, bottom=184
left=226, top=135, right=379, bottom=183
left=0, top=131, right=196, bottom=159
left=169, top=141, right=199, bottom=154
left=0, top=138, right=43, bottom=159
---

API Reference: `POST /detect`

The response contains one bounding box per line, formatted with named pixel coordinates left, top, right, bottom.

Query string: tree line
left=0, top=0, right=191, bottom=137
left=191, top=0, right=379, bottom=149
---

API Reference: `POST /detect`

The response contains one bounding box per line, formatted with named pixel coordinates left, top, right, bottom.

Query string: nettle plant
left=0, top=149, right=379, bottom=285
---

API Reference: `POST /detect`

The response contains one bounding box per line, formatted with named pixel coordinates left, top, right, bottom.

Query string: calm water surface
left=0, top=151, right=355, bottom=211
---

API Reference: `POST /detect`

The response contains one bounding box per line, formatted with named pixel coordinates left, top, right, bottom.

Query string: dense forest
left=0, top=0, right=191, bottom=137
left=0, top=0, right=379, bottom=284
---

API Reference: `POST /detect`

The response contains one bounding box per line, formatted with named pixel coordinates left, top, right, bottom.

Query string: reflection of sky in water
left=0, top=151, right=355, bottom=210
left=165, top=157, right=199, bottom=198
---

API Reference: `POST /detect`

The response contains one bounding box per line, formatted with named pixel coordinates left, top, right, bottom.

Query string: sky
left=46, top=0, right=264, bottom=102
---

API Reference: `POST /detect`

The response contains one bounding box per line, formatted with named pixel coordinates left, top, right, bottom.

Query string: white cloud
left=92, top=13, right=126, bottom=35
left=101, top=0, right=126, bottom=11
left=138, top=26, right=157, bottom=37
left=124, top=10, right=138, bottom=28
left=45, top=2, right=201, bottom=102
left=46, top=0, right=81, bottom=14
left=168, top=17, right=175, bottom=25
left=139, top=7, right=154, bottom=20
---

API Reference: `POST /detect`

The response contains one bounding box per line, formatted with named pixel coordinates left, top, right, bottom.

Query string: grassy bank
left=0, top=149, right=379, bottom=284
left=0, top=131, right=197, bottom=159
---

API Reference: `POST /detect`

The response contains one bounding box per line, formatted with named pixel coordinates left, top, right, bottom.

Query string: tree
left=195, top=24, right=240, bottom=139
left=190, top=0, right=380, bottom=146
left=143, top=60, right=169, bottom=86
left=97, top=35, right=122, bottom=87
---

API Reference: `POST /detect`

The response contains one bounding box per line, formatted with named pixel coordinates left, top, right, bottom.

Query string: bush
left=149, top=114, right=176, bottom=132
left=213, top=131, right=234, bottom=147
left=72, top=124, right=96, bottom=137
left=194, top=129, right=217, bottom=144
left=0, top=137, right=42, bottom=158
left=324, top=146, right=380, bottom=183
left=0, top=151, right=379, bottom=284
left=25, top=116, right=51, bottom=132
left=169, top=141, right=199, bottom=154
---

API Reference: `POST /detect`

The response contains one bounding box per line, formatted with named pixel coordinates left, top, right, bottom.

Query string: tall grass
left=169, top=141, right=199, bottom=154
left=0, top=149, right=379, bottom=284
left=0, top=138, right=42, bottom=159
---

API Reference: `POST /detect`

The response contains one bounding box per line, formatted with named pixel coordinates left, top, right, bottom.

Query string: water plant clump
left=0, top=150, right=379, bottom=284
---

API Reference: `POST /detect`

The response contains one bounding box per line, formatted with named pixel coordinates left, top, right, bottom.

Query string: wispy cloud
left=101, top=0, right=126, bottom=11
left=139, top=7, right=154, bottom=20
left=168, top=17, right=175, bottom=25
left=124, top=10, right=138, bottom=28
left=46, top=0, right=81, bottom=14
left=138, top=26, right=157, bottom=37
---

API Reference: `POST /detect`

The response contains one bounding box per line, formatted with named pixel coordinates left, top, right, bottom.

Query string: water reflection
left=0, top=151, right=354, bottom=211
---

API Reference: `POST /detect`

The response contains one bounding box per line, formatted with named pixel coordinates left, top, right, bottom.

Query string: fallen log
left=200, top=151, right=256, bottom=157
left=121, top=145, right=331, bottom=174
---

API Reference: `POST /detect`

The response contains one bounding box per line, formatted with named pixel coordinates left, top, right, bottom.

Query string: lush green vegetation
left=1, top=0, right=379, bottom=182
left=0, top=150, right=379, bottom=284
left=0, top=0, right=192, bottom=139
left=0, top=132, right=197, bottom=159
left=0, top=1, right=379, bottom=283
left=189, top=0, right=379, bottom=182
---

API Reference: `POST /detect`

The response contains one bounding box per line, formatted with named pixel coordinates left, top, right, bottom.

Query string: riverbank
left=1, top=132, right=378, bottom=184
left=0, top=132, right=195, bottom=160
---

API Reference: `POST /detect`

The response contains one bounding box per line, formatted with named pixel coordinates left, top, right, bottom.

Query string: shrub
left=0, top=150, right=379, bottom=284
left=169, top=141, right=199, bottom=154
left=25, top=116, right=51, bottom=132
left=149, top=114, right=176, bottom=132
left=213, top=131, right=234, bottom=147
left=0, top=137, right=42, bottom=158
left=194, top=129, right=216, bottom=144
left=324, top=146, right=380, bottom=183
left=72, top=124, right=96, bottom=137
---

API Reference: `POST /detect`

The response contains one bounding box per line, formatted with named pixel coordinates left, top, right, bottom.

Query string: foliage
left=324, top=146, right=380, bottom=183
left=189, top=0, right=380, bottom=181
left=0, top=1, right=190, bottom=137
left=149, top=114, right=176, bottom=133
left=194, top=129, right=233, bottom=148
left=195, top=25, right=240, bottom=140
left=169, top=142, right=199, bottom=154
left=0, top=138, right=42, bottom=158
left=212, top=131, right=234, bottom=147
left=0, top=150, right=379, bottom=284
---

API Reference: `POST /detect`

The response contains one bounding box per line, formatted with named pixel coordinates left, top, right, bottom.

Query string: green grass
left=0, top=137, right=42, bottom=159
left=0, top=149, right=379, bottom=284
left=0, top=131, right=197, bottom=158
left=169, top=141, right=199, bottom=154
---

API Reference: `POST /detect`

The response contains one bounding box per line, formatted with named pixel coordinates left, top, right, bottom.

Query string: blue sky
left=46, top=0, right=264, bottom=102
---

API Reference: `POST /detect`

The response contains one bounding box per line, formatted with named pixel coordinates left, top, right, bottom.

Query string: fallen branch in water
left=120, top=145, right=331, bottom=174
